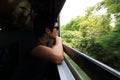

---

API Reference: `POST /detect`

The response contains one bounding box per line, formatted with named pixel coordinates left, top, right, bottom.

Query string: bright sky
left=60, top=0, right=103, bottom=25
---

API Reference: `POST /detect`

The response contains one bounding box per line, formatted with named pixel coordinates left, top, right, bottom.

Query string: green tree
left=95, top=0, right=120, bottom=71
left=61, top=16, right=84, bottom=31
left=77, top=6, right=111, bottom=54
left=61, top=0, right=120, bottom=71
left=61, top=29, right=81, bottom=49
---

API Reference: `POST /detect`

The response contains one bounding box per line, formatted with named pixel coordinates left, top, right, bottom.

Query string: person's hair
left=33, top=13, right=57, bottom=37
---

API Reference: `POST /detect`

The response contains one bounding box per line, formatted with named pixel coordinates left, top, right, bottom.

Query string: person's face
left=48, top=22, right=59, bottom=39
left=12, top=0, right=32, bottom=28
left=0, top=0, right=33, bottom=29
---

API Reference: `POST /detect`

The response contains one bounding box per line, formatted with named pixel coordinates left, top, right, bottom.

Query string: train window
left=60, top=0, right=120, bottom=72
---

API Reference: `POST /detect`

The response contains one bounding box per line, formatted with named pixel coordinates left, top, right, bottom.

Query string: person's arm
left=31, top=36, right=64, bottom=64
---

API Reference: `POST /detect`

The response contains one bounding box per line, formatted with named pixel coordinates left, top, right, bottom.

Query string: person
left=0, top=0, right=32, bottom=31
left=11, top=14, right=64, bottom=80
left=0, top=1, right=64, bottom=80
left=31, top=14, right=64, bottom=64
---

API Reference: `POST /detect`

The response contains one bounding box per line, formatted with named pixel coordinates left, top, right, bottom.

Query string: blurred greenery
left=61, top=0, right=120, bottom=71
left=64, top=54, right=91, bottom=80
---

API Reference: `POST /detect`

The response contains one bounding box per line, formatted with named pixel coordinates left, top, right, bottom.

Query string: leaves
left=61, top=0, right=120, bottom=71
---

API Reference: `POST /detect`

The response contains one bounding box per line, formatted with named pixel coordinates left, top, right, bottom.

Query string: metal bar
left=63, top=44, right=120, bottom=80
left=57, top=61, right=75, bottom=80
left=64, top=57, right=83, bottom=80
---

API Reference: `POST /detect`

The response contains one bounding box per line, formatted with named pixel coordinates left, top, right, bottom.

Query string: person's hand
left=55, top=36, right=62, bottom=44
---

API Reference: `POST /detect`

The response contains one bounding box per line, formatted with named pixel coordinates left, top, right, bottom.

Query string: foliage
left=101, top=0, right=120, bottom=70
left=61, top=0, right=120, bottom=71
left=103, top=0, right=120, bottom=14
left=79, top=15, right=111, bottom=37
left=97, top=31, right=120, bottom=70
left=61, top=16, right=84, bottom=31
left=61, top=30, right=81, bottom=49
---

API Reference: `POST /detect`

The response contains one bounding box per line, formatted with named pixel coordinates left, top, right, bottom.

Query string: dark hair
left=33, top=13, right=57, bottom=37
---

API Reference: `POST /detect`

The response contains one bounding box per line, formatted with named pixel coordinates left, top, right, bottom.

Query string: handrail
left=57, top=61, right=75, bottom=80
left=63, top=44, right=120, bottom=80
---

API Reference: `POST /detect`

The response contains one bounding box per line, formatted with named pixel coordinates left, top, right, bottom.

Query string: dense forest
left=61, top=0, right=120, bottom=71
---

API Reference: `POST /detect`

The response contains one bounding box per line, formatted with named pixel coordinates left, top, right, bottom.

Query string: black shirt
left=11, top=35, right=58, bottom=80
